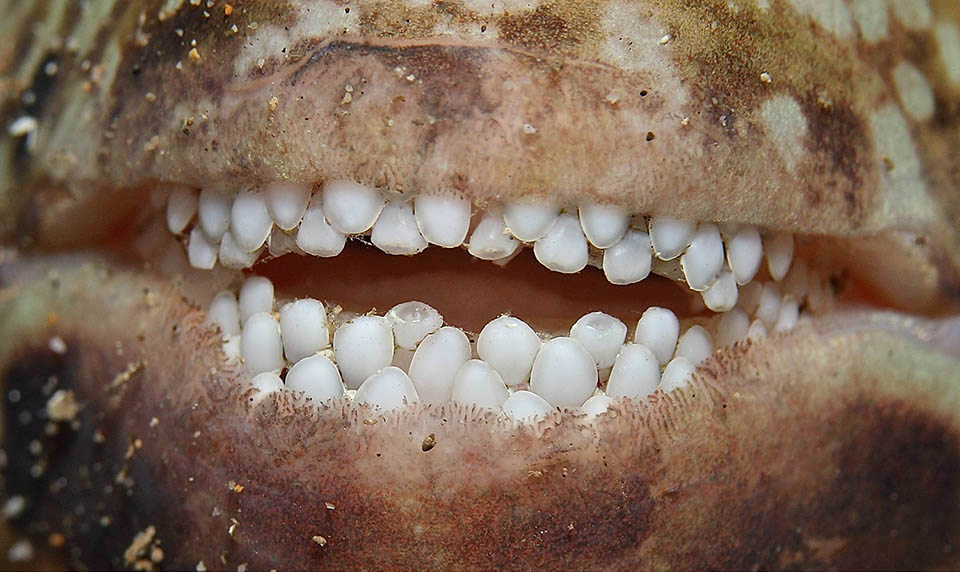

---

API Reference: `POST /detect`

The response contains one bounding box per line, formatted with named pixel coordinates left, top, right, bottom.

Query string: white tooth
left=533, top=213, right=589, bottom=273
left=738, top=281, right=764, bottom=315
left=408, top=326, right=471, bottom=404
left=240, top=312, right=283, bottom=374
left=371, top=201, right=428, bottom=255
left=208, top=291, right=241, bottom=337
left=606, top=343, right=660, bottom=399
left=265, top=182, right=311, bottom=230
left=660, top=356, right=696, bottom=392
left=578, top=203, right=630, bottom=249
left=746, top=318, right=768, bottom=341
left=187, top=227, right=218, bottom=269
left=649, top=216, right=695, bottom=260
left=285, top=354, right=344, bottom=404
left=725, top=226, right=763, bottom=285
left=451, top=359, right=510, bottom=410
left=701, top=268, right=739, bottom=312
left=353, top=366, right=419, bottom=412
left=249, top=372, right=284, bottom=406
left=569, top=311, right=627, bottom=369
left=467, top=210, right=520, bottom=261
left=502, top=390, right=554, bottom=423
left=321, top=180, right=385, bottom=234
left=166, top=186, right=198, bottom=234
left=238, top=276, right=274, bottom=324
left=231, top=190, right=274, bottom=252
left=680, top=223, right=725, bottom=291
left=476, top=316, right=541, bottom=386
left=580, top=394, right=613, bottom=417
left=675, top=325, right=713, bottom=366
left=279, top=299, right=329, bottom=363
left=385, top=301, right=443, bottom=351
left=414, top=193, right=471, bottom=247
left=634, top=306, right=680, bottom=366
left=529, top=337, right=598, bottom=409
left=765, top=232, right=794, bottom=282
left=333, top=316, right=395, bottom=389
left=714, top=307, right=750, bottom=348
left=198, top=188, right=231, bottom=241
left=602, top=229, right=652, bottom=285
left=219, top=230, right=261, bottom=269
left=222, top=334, right=242, bottom=364
left=774, top=295, right=799, bottom=332
left=503, top=201, right=560, bottom=242
left=755, top=283, right=782, bottom=329
left=296, top=196, right=346, bottom=257
left=267, top=226, right=302, bottom=257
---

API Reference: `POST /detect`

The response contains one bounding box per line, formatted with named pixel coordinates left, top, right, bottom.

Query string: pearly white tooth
left=279, top=299, right=329, bottom=363
left=714, top=307, right=750, bottom=348
left=738, top=281, right=764, bottom=315
left=414, top=193, right=471, bottom=248
left=321, top=180, right=384, bottom=234
left=755, top=283, right=782, bottom=329
left=467, top=210, right=520, bottom=261
left=408, top=326, right=471, bottom=404
left=371, top=200, right=428, bottom=255
left=231, top=190, right=274, bottom=252
left=353, top=366, right=419, bottom=412
left=385, top=301, right=443, bottom=351
left=649, top=216, right=695, bottom=260
left=166, top=185, right=198, bottom=234
left=660, top=356, right=696, bottom=392
left=675, top=325, right=713, bottom=366
left=569, top=311, right=628, bottom=369
left=265, top=182, right=310, bottom=231
left=602, top=229, right=652, bottom=285
left=774, top=295, right=799, bottom=332
left=187, top=227, right=218, bottom=269
left=634, top=306, right=680, bottom=366
left=267, top=226, right=301, bottom=257
left=219, top=230, right=261, bottom=269
left=451, top=359, right=510, bottom=410
left=238, top=276, right=274, bottom=324
left=502, top=390, right=554, bottom=423
left=333, top=316, right=395, bottom=390
left=198, top=188, right=231, bottom=241
left=249, top=372, right=284, bottom=406
left=503, top=201, right=560, bottom=242
left=746, top=318, right=768, bottom=341
left=765, top=232, right=794, bottom=282
left=533, top=213, right=589, bottom=273
left=680, top=223, right=725, bottom=291
left=476, top=316, right=541, bottom=386
left=208, top=291, right=241, bottom=337
left=241, top=312, right=283, bottom=374
left=296, top=196, right=346, bottom=257
left=529, top=337, right=598, bottom=409
left=581, top=394, right=613, bottom=417
left=701, top=268, right=739, bottom=312
left=606, top=343, right=660, bottom=399
left=579, top=202, right=630, bottom=249
left=726, top=226, right=763, bottom=285
left=285, top=354, right=344, bottom=404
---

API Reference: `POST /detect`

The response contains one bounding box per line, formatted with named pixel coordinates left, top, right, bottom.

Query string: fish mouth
left=2, top=1, right=960, bottom=570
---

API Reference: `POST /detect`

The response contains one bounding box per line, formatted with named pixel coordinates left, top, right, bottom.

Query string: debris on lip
left=324, top=502, right=336, bottom=510
left=46, top=389, right=81, bottom=422
left=658, top=33, right=672, bottom=45
left=760, top=72, right=773, bottom=84
left=421, top=433, right=437, bottom=452
left=523, top=123, right=538, bottom=134
left=2, top=495, right=26, bottom=519
left=7, top=538, right=33, bottom=563
left=188, top=47, right=201, bottom=63
left=268, top=96, right=279, bottom=112
left=8, top=116, right=37, bottom=137
left=312, top=535, right=328, bottom=547
left=227, top=480, right=245, bottom=493
left=228, top=518, right=239, bottom=536
left=124, top=524, right=163, bottom=571
left=48, top=335, right=67, bottom=354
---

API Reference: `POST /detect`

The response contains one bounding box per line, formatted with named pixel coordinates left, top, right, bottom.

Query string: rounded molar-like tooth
left=675, top=325, right=713, bottom=366
left=219, top=230, right=261, bottom=269
left=476, top=316, right=541, bottom=386
left=774, top=295, right=799, bottom=332
left=208, top=291, right=241, bottom=337
left=353, top=366, right=419, bottom=412
left=187, top=227, right=218, bottom=269
left=385, top=301, right=443, bottom=351
left=755, top=283, right=782, bottom=329
left=198, top=188, right=231, bottom=241
left=371, top=200, right=428, bottom=255
left=166, top=185, right=198, bottom=234
left=660, top=356, right=696, bottom=392
left=602, top=229, right=652, bottom=285
left=321, top=180, right=385, bottom=234
left=296, top=196, right=346, bottom=257
left=680, top=223, right=725, bottom=291
left=231, top=190, right=274, bottom=253
left=578, top=202, right=630, bottom=249
left=533, top=213, right=589, bottom=273
left=581, top=394, right=613, bottom=417
left=503, top=201, right=560, bottom=242
left=714, top=307, right=750, bottom=348
left=408, top=326, right=472, bottom=404
left=279, top=299, right=330, bottom=363
left=467, top=210, right=520, bottom=261
left=414, top=193, right=471, bottom=248
left=649, top=216, right=695, bottom=260
left=265, top=182, right=311, bottom=231
left=529, top=337, right=599, bottom=409
left=569, top=311, right=628, bottom=369
left=701, top=268, right=739, bottom=312
left=606, top=343, right=660, bottom=399
left=725, top=226, right=763, bottom=285
left=451, top=359, right=510, bottom=410
left=333, top=316, right=395, bottom=390
left=238, top=276, right=274, bottom=324
left=746, top=318, right=768, bottom=341
left=634, top=306, right=680, bottom=366
left=502, top=390, right=554, bottom=423
left=249, top=372, right=284, bottom=406
left=241, top=312, right=284, bottom=374
left=285, top=354, right=344, bottom=404
left=765, top=232, right=794, bottom=282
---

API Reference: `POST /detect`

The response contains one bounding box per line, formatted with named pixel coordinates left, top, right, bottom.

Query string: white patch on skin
left=888, top=0, right=932, bottom=31
left=851, top=0, right=889, bottom=44
left=760, top=95, right=809, bottom=173
left=868, top=104, right=936, bottom=224
left=891, top=61, right=935, bottom=122
left=756, top=0, right=771, bottom=10
left=935, top=21, right=960, bottom=87
left=786, top=0, right=854, bottom=40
